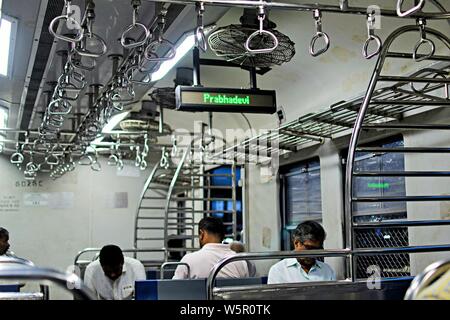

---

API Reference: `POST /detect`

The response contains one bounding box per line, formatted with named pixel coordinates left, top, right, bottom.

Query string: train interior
left=0, top=0, right=449, bottom=300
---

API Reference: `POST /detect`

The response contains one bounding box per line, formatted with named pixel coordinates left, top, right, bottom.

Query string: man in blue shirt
left=268, top=221, right=336, bottom=284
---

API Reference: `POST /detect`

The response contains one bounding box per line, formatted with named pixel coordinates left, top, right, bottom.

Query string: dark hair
left=292, top=221, right=326, bottom=244
left=0, top=227, right=9, bottom=240
left=198, top=217, right=225, bottom=241
left=99, top=245, right=124, bottom=267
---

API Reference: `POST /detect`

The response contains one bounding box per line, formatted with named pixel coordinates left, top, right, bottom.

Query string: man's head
left=230, top=241, right=246, bottom=253
left=99, top=245, right=124, bottom=281
left=292, top=221, right=326, bottom=269
left=0, top=228, right=10, bottom=255
left=198, top=217, right=225, bottom=247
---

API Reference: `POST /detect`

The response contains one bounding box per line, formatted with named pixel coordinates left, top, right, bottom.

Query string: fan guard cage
left=208, top=24, right=296, bottom=68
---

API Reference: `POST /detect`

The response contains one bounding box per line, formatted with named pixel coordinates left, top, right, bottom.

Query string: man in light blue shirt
left=268, top=221, right=336, bottom=284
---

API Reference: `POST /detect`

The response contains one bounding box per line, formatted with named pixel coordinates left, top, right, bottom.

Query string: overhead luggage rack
left=212, top=63, right=450, bottom=164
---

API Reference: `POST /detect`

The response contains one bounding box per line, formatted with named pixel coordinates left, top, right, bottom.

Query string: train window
left=0, top=106, right=7, bottom=148
left=206, top=166, right=243, bottom=242
left=0, top=14, right=17, bottom=77
left=341, top=135, right=410, bottom=278
left=280, top=158, right=322, bottom=250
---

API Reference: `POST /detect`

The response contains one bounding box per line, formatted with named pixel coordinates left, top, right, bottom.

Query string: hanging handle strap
left=195, top=2, right=207, bottom=52
left=49, top=0, right=83, bottom=43
left=363, top=13, right=382, bottom=59
left=309, top=10, right=330, bottom=57
left=120, top=0, right=149, bottom=49
left=396, top=0, right=426, bottom=17
left=413, top=19, right=435, bottom=62
left=245, top=5, right=279, bottom=54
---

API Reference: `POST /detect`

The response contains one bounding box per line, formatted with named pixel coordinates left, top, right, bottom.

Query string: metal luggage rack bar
left=212, top=63, right=450, bottom=164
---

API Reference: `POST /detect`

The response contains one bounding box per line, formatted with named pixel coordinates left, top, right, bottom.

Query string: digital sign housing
left=175, top=86, right=277, bottom=114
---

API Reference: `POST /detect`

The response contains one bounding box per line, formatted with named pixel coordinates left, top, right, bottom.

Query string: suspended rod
left=142, top=0, right=450, bottom=19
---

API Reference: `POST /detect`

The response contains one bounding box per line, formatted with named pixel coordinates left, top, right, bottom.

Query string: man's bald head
left=230, top=241, right=245, bottom=253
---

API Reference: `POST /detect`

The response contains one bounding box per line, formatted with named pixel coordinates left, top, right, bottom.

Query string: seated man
left=268, top=221, right=336, bottom=284
left=173, top=217, right=249, bottom=279
left=230, top=241, right=258, bottom=277
left=0, top=227, right=13, bottom=257
left=84, top=245, right=146, bottom=300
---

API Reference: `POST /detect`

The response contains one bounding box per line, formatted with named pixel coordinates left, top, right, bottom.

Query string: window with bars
left=280, top=158, right=322, bottom=250
left=342, top=135, right=410, bottom=278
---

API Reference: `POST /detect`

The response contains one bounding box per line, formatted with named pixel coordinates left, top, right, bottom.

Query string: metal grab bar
left=74, top=247, right=167, bottom=267
left=397, top=0, right=426, bottom=17
left=48, top=0, right=83, bottom=43
left=404, top=259, right=450, bottom=299
left=309, top=9, right=330, bottom=57
left=206, top=245, right=450, bottom=299
left=120, top=0, right=150, bottom=49
left=0, top=257, right=95, bottom=300
left=144, top=11, right=177, bottom=62
left=160, top=262, right=190, bottom=279
left=206, top=250, right=350, bottom=300
left=363, top=13, right=382, bottom=59
left=245, top=5, right=279, bottom=54
left=413, top=19, right=435, bottom=62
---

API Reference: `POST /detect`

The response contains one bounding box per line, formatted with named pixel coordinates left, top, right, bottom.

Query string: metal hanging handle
left=363, top=13, right=382, bottom=59
left=160, top=147, right=169, bottom=168
left=245, top=6, right=279, bottom=54
left=195, top=2, right=208, bottom=52
left=396, top=0, right=426, bottom=17
left=144, top=39, right=177, bottom=62
left=75, top=33, right=108, bottom=58
left=144, top=12, right=176, bottom=62
left=10, top=147, right=24, bottom=165
left=120, top=1, right=149, bottom=49
left=48, top=99, right=73, bottom=116
left=49, top=0, right=83, bottom=43
left=413, top=19, right=435, bottom=62
left=309, top=9, right=330, bottom=57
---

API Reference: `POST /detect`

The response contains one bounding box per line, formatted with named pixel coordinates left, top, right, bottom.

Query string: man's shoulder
left=316, top=261, right=335, bottom=274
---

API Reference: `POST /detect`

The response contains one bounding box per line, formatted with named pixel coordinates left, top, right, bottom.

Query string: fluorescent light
left=102, top=111, right=131, bottom=133
left=0, top=17, right=12, bottom=76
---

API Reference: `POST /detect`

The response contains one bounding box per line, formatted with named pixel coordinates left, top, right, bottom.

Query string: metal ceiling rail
left=142, top=0, right=450, bottom=19
left=212, top=63, right=450, bottom=164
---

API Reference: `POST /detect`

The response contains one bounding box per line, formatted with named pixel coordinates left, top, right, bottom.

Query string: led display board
left=175, top=86, right=277, bottom=114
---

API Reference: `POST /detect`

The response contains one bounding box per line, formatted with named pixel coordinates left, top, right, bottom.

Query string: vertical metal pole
left=193, top=47, right=201, bottom=86
left=159, top=106, right=164, bottom=134
left=231, top=163, right=237, bottom=239
left=249, top=67, right=258, bottom=89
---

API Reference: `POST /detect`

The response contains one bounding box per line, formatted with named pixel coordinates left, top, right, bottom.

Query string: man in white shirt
left=268, top=221, right=336, bottom=284
left=173, top=217, right=249, bottom=279
left=84, top=245, right=146, bottom=300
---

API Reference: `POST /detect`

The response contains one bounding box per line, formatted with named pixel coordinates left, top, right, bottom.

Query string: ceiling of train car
left=0, top=0, right=229, bottom=133
left=2, top=0, right=450, bottom=135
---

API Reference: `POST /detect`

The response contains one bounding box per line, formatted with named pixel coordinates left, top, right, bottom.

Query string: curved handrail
left=160, top=262, right=190, bottom=279
left=0, top=260, right=95, bottom=300
left=144, top=39, right=177, bottom=62
left=74, top=33, right=108, bottom=58
left=404, top=259, right=450, bottom=300
left=344, top=24, right=450, bottom=281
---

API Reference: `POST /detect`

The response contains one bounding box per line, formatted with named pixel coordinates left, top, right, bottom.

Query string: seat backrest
left=0, top=284, right=20, bottom=293
left=135, top=277, right=265, bottom=300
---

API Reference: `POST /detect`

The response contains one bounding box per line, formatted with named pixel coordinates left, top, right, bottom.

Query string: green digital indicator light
left=203, top=93, right=251, bottom=105
left=367, top=182, right=391, bottom=189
